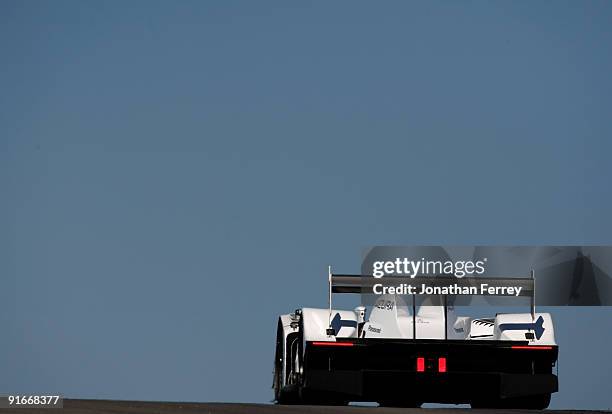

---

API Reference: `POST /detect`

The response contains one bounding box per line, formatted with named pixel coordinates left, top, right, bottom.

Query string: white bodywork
left=285, top=294, right=556, bottom=345
left=301, top=308, right=359, bottom=340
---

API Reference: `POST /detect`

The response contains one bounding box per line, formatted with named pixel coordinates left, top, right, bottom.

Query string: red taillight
left=511, top=345, right=553, bottom=350
left=438, top=357, right=447, bottom=373
left=311, top=341, right=354, bottom=347
left=416, top=357, right=425, bottom=372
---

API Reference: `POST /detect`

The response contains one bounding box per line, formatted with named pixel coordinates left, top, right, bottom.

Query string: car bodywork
left=273, top=269, right=558, bottom=408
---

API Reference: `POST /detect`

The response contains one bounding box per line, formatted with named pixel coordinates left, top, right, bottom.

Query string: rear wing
left=326, top=266, right=537, bottom=338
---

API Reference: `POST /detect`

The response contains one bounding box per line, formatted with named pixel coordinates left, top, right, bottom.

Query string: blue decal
left=331, top=313, right=357, bottom=333
left=499, top=315, right=545, bottom=340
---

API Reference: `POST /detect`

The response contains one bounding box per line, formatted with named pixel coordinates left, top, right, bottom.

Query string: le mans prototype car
left=273, top=268, right=558, bottom=408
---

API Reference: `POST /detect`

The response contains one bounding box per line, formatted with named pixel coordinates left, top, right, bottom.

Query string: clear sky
left=1, top=1, right=611, bottom=409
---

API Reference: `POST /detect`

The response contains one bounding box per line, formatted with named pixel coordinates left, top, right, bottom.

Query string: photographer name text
left=372, top=282, right=522, bottom=296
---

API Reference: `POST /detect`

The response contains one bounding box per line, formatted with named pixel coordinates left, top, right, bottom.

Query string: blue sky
left=1, top=1, right=611, bottom=409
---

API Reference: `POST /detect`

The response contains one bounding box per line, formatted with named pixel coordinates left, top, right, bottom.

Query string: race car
left=272, top=268, right=558, bottom=408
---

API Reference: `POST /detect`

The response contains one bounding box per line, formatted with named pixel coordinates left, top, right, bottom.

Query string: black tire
left=276, top=384, right=300, bottom=405
left=298, top=388, right=348, bottom=406
left=504, top=394, right=551, bottom=409
left=471, top=393, right=551, bottom=409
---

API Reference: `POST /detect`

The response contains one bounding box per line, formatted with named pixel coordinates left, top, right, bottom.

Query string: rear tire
left=275, top=384, right=300, bottom=405
left=471, top=393, right=551, bottom=409
left=299, top=388, right=348, bottom=406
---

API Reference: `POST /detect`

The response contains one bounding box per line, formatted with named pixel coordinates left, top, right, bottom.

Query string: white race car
left=273, top=269, right=558, bottom=408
